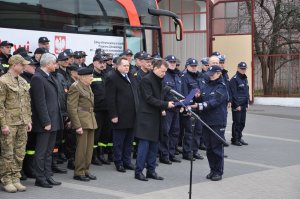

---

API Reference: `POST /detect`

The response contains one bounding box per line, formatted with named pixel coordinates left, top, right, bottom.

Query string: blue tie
left=125, top=74, right=130, bottom=83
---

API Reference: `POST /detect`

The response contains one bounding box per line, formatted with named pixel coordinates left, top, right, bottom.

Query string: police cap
left=0, top=40, right=13, bottom=47
left=38, top=37, right=50, bottom=43
left=165, top=55, right=177, bottom=62
left=206, top=65, right=222, bottom=76
left=185, top=58, right=198, bottom=67
left=238, top=61, right=247, bottom=69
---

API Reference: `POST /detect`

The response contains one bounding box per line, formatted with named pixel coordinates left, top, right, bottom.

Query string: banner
left=0, top=27, right=124, bottom=64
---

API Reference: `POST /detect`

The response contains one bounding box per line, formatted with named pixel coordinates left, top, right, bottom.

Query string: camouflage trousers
left=0, top=125, right=27, bottom=185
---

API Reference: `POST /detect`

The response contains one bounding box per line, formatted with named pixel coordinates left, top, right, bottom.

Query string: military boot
left=3, top=184, right=17, bottom=193
left=13, top=182, right=27, bottom=192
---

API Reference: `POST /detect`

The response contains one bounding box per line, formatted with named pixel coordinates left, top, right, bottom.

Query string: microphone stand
left=171, top=95, right=229, bottom=199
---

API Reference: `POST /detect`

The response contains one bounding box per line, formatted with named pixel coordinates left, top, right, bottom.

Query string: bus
left=0, top=0, right=183, bottom=64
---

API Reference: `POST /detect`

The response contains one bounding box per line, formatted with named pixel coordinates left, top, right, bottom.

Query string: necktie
left=125, top=74, right=130, bottom=83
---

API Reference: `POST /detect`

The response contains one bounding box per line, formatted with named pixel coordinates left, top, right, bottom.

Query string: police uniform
left=181, top=58, right=205, bottom=160
left=199, top=65, right=228, bottom=181
left=67, top=67, right=97, bottom=181
left=0, top=55, right=31, bottom=192
left=230, top=62, right=249, bottom=146
left=160, top=55, right=182, bottom=163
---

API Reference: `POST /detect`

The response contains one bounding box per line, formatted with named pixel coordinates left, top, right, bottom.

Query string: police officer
left=198, top=65, right=228, bottom=181
left=230, top=62, right=249, bottom=146
left=160, top=55, right=182, bottom=164
left=133, top=52, right=153, bottom=83
left=218, top=55, right=232, bottom=107
left=38, top=37, right=50, bottom=52
left=131, top=51, right=145, bottom=75
left=181, top=58, right=204, bottom=160
left=200, top=57, right=210, bottom=73
left=0, top=55, right=32, bottom=193
left=91, top=55, right=111, bottom=165
left=67, top=67, right=97, bottom=182
left=0, top=41, right=13, bottom=75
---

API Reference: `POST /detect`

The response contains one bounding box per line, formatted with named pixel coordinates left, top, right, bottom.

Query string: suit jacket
left=30, top=68, right=63, bottom=132
left=67, top=80, right=97, bottom=130
left=105, top=70, right=139, bottom=129
left=135, top=71, right=169, bottom=142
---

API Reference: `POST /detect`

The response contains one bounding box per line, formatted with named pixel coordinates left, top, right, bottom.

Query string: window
left=212, top=1, right=251, bottom=34
left=159, top=0, right=207, bottom=33
left=0, top=0, right=129, bottom=36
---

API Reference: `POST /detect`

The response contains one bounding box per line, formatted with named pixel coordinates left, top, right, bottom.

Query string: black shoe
left=182, top=155, right=195, bottom=161
left=67, top=159, right=75, bottom=170
left=193, top=153, right=204, bottom=160
left=98, top=155, right=111, bottom=165
left=135, top=173, right=148, bottom=181
left=170, top=156, right=181, bottom=163
left=35, top=180, right=53, bottom=188
left=206, top=172, right=214, bottom=179
left=176, top=147, right=183, bottom=154
left=146, top=172, right=164, bottom=180
left=159, top=158, right=172, bottom=165
left=91, top=157, right=103, bottom=166
left=85, top=173, right=97, bottom=180
left=124, top=163, right=135, bottom=170
left=47, top=177, right=62, bottom=185
left=224, top=154, right=228, bottom=158
left=116, top=165, right=126, bottom=173
left=20, top=170, right=27, bottom=181
left=231, top=141, right=242, bottom=146
left=52, top=165, right=68, bottom=174
left=239, top=139, right=248, bottom=145
left=199, top=143, right=207, bottom=151
left=211, top=174, right=222, bottom=181
left=73, top=175, right=90, bottom=182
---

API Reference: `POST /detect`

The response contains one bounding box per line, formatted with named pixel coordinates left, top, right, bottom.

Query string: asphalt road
left=2, top=105, right=300, bottom=199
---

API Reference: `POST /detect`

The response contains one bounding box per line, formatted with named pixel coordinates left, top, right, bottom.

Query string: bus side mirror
left=174, top=19, right=183, bottom=41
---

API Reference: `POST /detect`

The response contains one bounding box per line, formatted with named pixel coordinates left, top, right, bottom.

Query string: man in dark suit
left=134, top=59, right=175, bottom=181
left=105, top=57, right=139, bottom=173
left=30, top=53, right=63, bottom=188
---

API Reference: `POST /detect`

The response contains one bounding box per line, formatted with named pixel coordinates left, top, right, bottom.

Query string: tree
left=247, top=0, right=300, bottom=95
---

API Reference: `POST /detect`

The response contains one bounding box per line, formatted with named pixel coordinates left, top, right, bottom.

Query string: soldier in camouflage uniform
left=0, top=55, right=32, bottom=193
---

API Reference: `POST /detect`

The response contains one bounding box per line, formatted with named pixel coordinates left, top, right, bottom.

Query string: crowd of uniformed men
left=0, top=37, right=250, bottom=193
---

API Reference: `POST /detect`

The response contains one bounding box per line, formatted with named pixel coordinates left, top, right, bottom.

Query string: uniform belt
left=78, top=107, right=94, bottom=113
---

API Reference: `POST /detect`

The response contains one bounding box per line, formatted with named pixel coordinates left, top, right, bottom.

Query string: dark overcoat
left=105, top=70, right=139, bottom=129
left=30, top=68, right=63, bottom=132
left=135, top=71, right=169, bottom=142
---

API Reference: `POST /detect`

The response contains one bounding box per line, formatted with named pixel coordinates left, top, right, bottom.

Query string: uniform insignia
left=134, top=72, right=138, bottom=77
left=64, top=88, right=68, bottom=93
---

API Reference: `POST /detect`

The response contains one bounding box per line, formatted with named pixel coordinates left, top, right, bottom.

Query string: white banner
left=0, top=27, right=124, bottom=64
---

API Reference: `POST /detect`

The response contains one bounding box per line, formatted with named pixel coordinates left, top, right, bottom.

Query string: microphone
left=164, top=86, right=185, bottom=99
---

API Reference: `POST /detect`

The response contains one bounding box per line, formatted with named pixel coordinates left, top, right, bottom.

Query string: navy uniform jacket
left=163, top=69, right=182, bottom=101
left=229, top=72, right=249, bottom=110
left=199, top=76, right=228, bottom=126
left=221, top=69, right=231, bottom=102
left=182, top=70, right=205, bottom=103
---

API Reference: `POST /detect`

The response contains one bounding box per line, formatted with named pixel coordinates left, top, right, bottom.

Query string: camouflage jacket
left=0, top=72, right=32, bottom=127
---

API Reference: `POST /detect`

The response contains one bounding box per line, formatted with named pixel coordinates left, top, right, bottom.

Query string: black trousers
left=34, top=131, right=57, bottom=182
left=231, top=110, right=247, bottom=141
left=94, top=111, right=112, bottom=147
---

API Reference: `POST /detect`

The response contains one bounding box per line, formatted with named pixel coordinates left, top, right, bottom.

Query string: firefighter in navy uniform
left=91, top=55, right=111, bottom=165
left=197, top=65, right=228, bottom=181
left=0, top=41, right=13, bottom=74
left=181, top=58, right=205, bottom=161
left=230, top=62, right=249, bottom=146
left=159, top=55, right=182, bottom=164
left=20, top=57, right=39, bottom=179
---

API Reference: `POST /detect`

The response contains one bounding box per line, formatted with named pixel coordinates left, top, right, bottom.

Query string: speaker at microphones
left=164, top=86, right=185, bottom=99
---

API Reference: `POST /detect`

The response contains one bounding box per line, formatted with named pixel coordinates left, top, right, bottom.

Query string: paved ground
left=1, top=104, right=300, bottom=199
